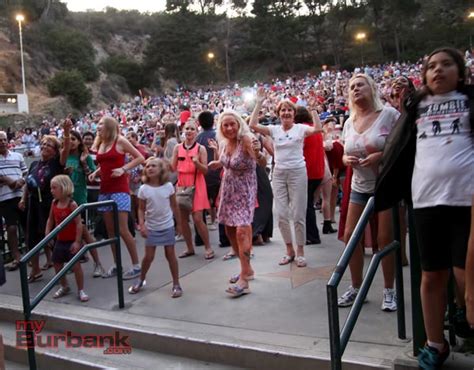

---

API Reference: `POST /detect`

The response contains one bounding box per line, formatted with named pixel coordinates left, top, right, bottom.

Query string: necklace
left=184, top=141, right=194, bottom=150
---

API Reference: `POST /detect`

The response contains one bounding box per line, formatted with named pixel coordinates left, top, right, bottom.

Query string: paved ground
left=1, top=212, right=422, bottom=367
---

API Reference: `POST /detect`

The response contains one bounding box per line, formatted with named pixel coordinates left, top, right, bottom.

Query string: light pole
left=355, top=32, right=367, bottom=66
left=469, top=11, right=474, bottom=51
left=16, top=14, right=26, bottom=95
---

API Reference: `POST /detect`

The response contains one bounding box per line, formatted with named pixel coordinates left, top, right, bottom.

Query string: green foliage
left=47, top=70, right=92, bottom=109
left=102, top=56, right=149, bottom=94
left=42, top=26, right=99, bottom=81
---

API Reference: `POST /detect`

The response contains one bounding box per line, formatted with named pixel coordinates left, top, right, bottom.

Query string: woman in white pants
left=250, top=87, right=322, bottom=267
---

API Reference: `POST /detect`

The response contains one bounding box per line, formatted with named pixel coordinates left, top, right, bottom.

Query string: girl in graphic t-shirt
left=376, top=48, right=473, bottom=369
left=128, top=157, right=182, bottom=298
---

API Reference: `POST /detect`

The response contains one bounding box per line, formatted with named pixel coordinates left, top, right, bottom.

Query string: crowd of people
left=0, top=47, right=473, bottom=370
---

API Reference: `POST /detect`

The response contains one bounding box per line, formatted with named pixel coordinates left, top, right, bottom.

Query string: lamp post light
left=355, top=32, right=367, bottom=66
left=469, top=11, right=474, bottom=51
left=16, top=14, right=26, bottom=95
left=207, top=52, right=215, bottom=61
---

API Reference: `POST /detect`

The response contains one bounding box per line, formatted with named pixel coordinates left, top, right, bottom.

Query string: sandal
left=222, top=252, right=236, bottom=261
left=6, top=260, right=20, bottom=271
left=204, top=250, right=215, bottom=260
left=27, top=273, right=43, bottom=283
left=278, top=255, right=295, bottom=265
left=128, top=280, right=146, bottom=294
left=178, top=251, right=196, bottom=258
left=41, top=263, right=54, bottom=271
left=171, top=285, right=183, bottom=298
left=229, top=273, right=255, bottom=284
left=53, top=286, right=71, bottom=298
left=226, top=284, right=250, bottom=297
left=295, top=256, right=307, bottom=268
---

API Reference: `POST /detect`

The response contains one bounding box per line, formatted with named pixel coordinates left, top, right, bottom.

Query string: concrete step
left=1, top=320, right=244, bottom=370
left=0, top=295, right=391, bottom=370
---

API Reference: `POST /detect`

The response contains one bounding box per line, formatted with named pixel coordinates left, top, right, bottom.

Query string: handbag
left=176, top=146, right=198, bottom=211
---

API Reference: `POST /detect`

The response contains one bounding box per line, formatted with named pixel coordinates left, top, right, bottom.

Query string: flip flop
left=222, top=252, right=236, bottom=261
left=178, top=251, right=196, bottom=259
left=278, top=255, right=295, bottom=265
left=27, top=273, right=43, bottom=283
left=229, top=273, right=255, bottom=284
left=41, top=263, right=54, bottom=271
left=226, top=284, right=250, bottom=297
left=6, top=260, right=20, bottom=271
left=204, top=250, right=215, bottom=260
left=295, top=256, right=307, bottom=268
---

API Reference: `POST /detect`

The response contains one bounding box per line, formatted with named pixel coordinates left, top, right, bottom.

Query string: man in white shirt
left=0, top=131, right=27, bottom=270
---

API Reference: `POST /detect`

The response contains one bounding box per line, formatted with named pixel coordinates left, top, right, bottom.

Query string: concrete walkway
left=0, top=218, right=472, bottom=368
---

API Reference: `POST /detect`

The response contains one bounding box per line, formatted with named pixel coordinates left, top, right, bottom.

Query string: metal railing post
left=327, top=285, right=342, bottom=370
left=407, top=204, right=425, bottom=356
left=19, top=261, right=36, bottom=370
left=113, top=203, right=125, bottom=309
left=392, top=205, right=406, bottom=340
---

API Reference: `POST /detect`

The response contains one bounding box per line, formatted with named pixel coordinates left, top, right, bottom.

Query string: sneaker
left=417, top=340, right=449, bottom=370
left=102, top=265, right=117, bottom=279
left=453, top=306, right=474, bottom=338
left=208, top=222, right=218, bottom=231
left=338, top=286, right=359, bottom=307
left=175, top=234, right=184, bottom=242
left=381, top=288, right=397, bottom=312
left=123, top=266, right=141, bottom=280
left=78, top=290, right=89, bottom=302
left=93, top=263, right=105, bottom=278
left=53, top=286, right=71, bottom=299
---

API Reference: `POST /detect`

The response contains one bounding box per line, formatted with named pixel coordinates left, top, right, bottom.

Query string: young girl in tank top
left=46, top=175, right=89, bottom=302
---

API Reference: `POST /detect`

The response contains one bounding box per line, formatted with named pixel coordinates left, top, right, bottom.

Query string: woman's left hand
left=359, top=152, right=382, bottom=167
left=251, top=138, right=261, bottom=154
left=111, top=167, right=126, bottom=177
left=191, top=155, right=199, bottom=164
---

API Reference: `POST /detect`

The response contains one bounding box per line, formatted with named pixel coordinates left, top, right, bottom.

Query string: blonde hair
left=93, top=116, right=120, bottom=150
left=141, top=157, right=169, bottom=185
left=51, top=175, right=74, bottom=198
left=348, top=73, right=384, bottom=120
left=216, top=110, right=252, bottom=144
left=41, top=135, right=61, bottom=154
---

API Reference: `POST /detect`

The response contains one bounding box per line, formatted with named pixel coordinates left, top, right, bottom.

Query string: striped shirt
left=0, top=151, right=27, bottom=202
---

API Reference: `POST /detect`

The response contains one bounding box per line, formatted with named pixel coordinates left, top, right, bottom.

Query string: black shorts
left=414, top=206, right=471, bottom=271
left=206, top=183, right=220, bottom=207
left=0, top=197, right=21, bottom=226
left=52, top=240, right=74, bottom=264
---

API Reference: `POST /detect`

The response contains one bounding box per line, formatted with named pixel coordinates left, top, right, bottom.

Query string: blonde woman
left=209, top=110, right=266, bottom=297
left=89, top=117, right=145, bottom=279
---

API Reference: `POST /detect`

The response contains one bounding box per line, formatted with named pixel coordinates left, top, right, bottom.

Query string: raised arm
left=307, top=99, right=324, bottom=137
left=59, top=117, right=73, bottom=166
left=249, top=87, right=271, bottom=136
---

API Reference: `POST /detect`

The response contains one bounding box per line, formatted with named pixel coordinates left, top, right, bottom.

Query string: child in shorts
left=46, top=175, right=88, bottom=302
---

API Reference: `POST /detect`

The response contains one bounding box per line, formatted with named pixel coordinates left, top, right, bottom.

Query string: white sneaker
left=175, top=234, right=184, bottom=242
left=338, top=286, right=359, bottom=307
left=208, top=222, right=217, bottom=231
left=381, top=288, right=397, bottom=312
left=93, top=263, right=105, bottom=278
left=78, top=290, right=89, bottom=302
left=102, top=265, right=117, bottom=279
left=123, top=266, right=141, bottom=280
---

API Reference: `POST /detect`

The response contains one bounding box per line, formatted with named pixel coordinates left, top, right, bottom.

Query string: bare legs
left=225, top=225, right=254, bottom=289
left=103, top=211, right=139, bottom=265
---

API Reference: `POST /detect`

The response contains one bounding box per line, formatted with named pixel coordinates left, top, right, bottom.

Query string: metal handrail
left=327, top=197, right=406, bottom=370
left=18, top=200, right=124, bottom=370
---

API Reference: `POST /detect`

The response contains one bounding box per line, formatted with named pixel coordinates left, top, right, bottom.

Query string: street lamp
left=16, top=14, right=26, bottom=95
left=469, top=11, right=474, bottom=50
left=207, top=52, right=215, bottom=61
left=355, top=32, right=367, bottom=65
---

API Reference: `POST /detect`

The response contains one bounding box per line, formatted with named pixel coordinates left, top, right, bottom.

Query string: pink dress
left=218, top=142, right=257, bottom=226
left=177, top=143, right=210, bottom=212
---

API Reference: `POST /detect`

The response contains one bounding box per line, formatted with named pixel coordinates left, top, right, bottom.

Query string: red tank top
left=96, top=140, right=129, bottom=193
left=52, top=200, right=77, bottom=242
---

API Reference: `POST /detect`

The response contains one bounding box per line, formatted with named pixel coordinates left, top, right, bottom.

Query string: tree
left=47, top=69, right=92, bottom=109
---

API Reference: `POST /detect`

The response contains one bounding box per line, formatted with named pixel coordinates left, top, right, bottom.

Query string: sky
left=63, top=1, right=167, bottom=13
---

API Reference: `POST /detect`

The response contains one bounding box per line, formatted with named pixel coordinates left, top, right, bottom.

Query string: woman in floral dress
left=209, top=111, right=266, bottom=297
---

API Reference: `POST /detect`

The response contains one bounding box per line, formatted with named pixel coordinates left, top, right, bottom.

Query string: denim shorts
left=98, top=192, right=131, bottom=212
left=349, top=190, right=373, bottom=206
